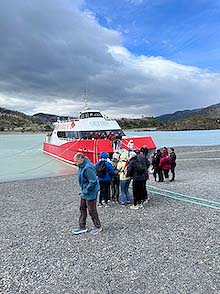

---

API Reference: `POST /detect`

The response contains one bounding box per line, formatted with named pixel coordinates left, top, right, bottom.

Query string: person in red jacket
left=159, top=148, right=172, bottom=181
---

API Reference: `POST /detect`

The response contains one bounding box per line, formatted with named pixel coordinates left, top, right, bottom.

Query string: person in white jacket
left=127, top=139, right=134, bottom=158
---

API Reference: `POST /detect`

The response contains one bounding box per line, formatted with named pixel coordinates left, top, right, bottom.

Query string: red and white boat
left=43, top=109, right=156, bottom=164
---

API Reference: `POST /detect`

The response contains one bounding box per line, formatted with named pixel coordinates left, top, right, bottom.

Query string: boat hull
left=43, top=136, right=156, bottom=164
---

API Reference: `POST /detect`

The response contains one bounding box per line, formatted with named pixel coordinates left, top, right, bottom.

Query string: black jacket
left=127, top=155, right=146, bottom=181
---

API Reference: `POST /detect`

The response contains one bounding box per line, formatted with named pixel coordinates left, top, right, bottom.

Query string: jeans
left=111, top=179, right=119, bottom=201
left=119, top=179, right=131, bottom=205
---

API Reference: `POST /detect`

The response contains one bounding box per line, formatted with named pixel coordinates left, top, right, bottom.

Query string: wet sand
left=1, top=145, right=220, bottom=293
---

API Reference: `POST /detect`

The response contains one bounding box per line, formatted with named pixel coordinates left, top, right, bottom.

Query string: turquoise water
left=0, top=134, right=74, bottom=183
left=128, top=129, right=220, bottom=148
left=1, top=130, right=220, bottom=182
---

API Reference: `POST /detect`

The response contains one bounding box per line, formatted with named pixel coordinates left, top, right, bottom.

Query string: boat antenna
left=84, top=82, right=89, bottom=110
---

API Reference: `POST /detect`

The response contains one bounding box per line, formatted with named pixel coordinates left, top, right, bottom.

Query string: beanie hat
left=100, top=152, right=109, bottom=159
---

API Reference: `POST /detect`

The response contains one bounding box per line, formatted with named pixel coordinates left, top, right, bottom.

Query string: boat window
left=88, top=112, right=103, bottom=118
left=79, top=112, right=103, bottom=119
left=80, top=112, right=89, bottom=119
left=79, top=129, right=125, bottom=139
left=57, top=131, right=66, bottom=138
left=65, top=131, right=79, bottom=139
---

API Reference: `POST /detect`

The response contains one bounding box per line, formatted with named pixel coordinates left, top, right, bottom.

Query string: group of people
left=71, top=146, right=176, bottom=235
left=151, top=147, right=176, bottom=182
left=95, top=150, right=150, bottom=209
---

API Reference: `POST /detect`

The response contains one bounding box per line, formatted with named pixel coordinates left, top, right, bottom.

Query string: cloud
left=0, top=0, right=220, bottom=118
left=126, top=0, right=144, bottom=5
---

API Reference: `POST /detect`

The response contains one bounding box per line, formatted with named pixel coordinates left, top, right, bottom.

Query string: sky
left=0, top=0, right=220, bottom=118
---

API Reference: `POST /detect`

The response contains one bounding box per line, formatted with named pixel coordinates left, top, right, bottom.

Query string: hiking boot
left=89, top=227, right=103, bottom=235
left=130, top=205, right=139, bottom=210
left=71, top=227, right=88, bottom=235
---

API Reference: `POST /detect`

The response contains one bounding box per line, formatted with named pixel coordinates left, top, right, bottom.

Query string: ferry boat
left=43, top=109, right=156, bottom=164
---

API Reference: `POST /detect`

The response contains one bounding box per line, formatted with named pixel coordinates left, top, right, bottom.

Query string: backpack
left=96, top=161, right=107, bottom=177
left=135, top=159, right=146, bottom=175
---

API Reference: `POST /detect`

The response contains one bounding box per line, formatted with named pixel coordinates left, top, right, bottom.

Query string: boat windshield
left=79, top=112, right=103, bottom=119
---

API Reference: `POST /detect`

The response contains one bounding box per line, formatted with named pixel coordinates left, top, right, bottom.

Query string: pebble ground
left=1, top=145, right=220, bottom=294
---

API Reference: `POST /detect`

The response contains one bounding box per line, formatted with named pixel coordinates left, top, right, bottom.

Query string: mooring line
left=148, top=189, right=220, bottom=210
left=178, top=157, right=220, bottom=161
left=0, top=143, right=41, bottom=159
left=148, top=184, right=220, bottom=206
left=179, top=149, right=220, bottom=155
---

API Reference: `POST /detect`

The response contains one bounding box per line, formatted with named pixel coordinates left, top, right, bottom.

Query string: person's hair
left=74, top=152, right=85, bottom=160
left=170, top=147, right=174, bottom=151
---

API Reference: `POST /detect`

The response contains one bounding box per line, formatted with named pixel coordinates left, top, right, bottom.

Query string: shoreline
left=1, top=145, right=220, bottom=293
left=1, top=145, right=220, bottom=184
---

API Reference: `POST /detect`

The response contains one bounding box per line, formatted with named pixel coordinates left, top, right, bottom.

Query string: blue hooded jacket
left=95, top=159, right=114, bottom=181
left=77, top=157, right=99, bottom=201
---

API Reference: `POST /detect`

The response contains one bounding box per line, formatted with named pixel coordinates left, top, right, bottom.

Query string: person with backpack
left=71, top=152, right=102, bottom=235
left=95, top=152, right=114, bottom=207
left=126, top=151, right=146, bottom=209
left=117, top=152, right=131, bottom=206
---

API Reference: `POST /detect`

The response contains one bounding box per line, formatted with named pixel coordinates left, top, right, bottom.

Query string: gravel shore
left=1, top=145, right=220, bottom=294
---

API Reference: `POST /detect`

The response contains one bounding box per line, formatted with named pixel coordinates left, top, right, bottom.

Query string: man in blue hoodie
left=71, top=152, right=102, bottom=235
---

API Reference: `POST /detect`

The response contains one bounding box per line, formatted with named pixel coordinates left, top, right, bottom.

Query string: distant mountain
left=0, top=107, right=44, bottom=131
left=0, top=108, right=74, bottom=132
left=156, top=103, right=220, bottom=121
left=33, top=113, right=73, bottom=125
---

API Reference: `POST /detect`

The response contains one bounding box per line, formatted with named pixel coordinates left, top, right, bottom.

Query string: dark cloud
left=0, top=0, right=220, bottom=117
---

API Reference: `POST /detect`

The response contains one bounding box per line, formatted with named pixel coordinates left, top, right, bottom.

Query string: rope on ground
left=147, top=184, right=220, bottom=210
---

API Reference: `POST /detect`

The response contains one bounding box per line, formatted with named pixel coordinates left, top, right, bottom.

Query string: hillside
left=1, top=103, right=220, bottom=132
left=156, top=103, right=220, bottom=121
left=0, top=108, right=49, bottom=132
left=157, top=116, right=220, bottom=131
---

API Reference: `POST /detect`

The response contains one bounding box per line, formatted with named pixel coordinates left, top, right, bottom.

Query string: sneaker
left=130, top=205, right=139, bottom=210
left=138, top=203, right=144, bottom=209
left=90, top=227, right=103, bottom=235
left=98, top=203, right=103, bottom=207
left=71, top=227, right=88, bottom=235
left=107, top=200, right=111, bottom=204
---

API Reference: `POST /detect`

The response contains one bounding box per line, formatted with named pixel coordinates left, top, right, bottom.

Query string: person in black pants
left=169, top=148, right=176, bottom=181
left=126, top=152, right=147, bottom=209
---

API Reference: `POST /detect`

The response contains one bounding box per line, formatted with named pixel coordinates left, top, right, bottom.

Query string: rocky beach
left=1, top=146, right=220, bottom=294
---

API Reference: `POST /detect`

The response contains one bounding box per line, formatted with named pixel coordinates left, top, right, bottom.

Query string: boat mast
left=84, top=82, right=89, bottom=110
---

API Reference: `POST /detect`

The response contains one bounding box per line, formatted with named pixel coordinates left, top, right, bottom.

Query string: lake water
left=1, top=129, right=220, bottom=183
